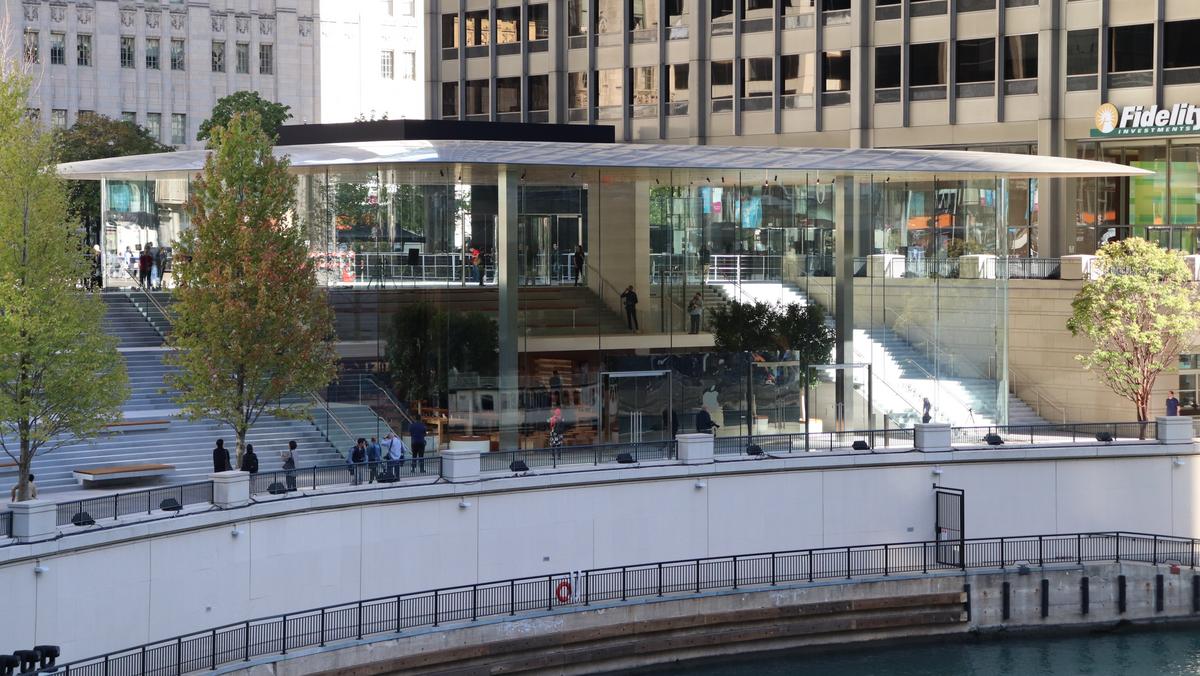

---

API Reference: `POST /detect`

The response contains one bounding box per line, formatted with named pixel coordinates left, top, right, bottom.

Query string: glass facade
left=97, top=157, right=1023, bottom=449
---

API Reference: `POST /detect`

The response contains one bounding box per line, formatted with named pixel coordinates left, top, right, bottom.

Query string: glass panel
left=495, top=7, right=520, bottom=44
left=822, top=51, right=850, bottom=92
left=1109, top=24, right=1153, bottom=72
left=1004, top=34, right=1037, bottom=80
left=910, top=43, right=947, bottom=87
left=875, top=46, right=901, bottom=89
left=956, top=38, right=995, bottom=83
left=742, top=57, right=773, bottom=98
left=1067, top=29, right=1097, bottom=76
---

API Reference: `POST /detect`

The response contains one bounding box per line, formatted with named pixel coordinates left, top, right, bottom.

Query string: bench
left=104, top=419, right=172, bottom=434
left=73, top=464, right=175, bottom=486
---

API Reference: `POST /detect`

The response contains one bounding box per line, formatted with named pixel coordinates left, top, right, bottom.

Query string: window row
left=874, top=36, right=1037, bottom=91
left=23, top=31, right=92, bottom=66
left=207, top=41, right=272, bottom=74
left=380, top=50, right=417, bottom=80
left=442, top=76, right=551, bottom=118
left=442, top=5, right=549, bottom=50
left=1066, top=20, right=1200, bottom=82
left=29, top=109, right=188, bottom=145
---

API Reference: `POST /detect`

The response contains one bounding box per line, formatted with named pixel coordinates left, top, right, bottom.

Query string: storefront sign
left=1091, top=103, right=1200, bottom=138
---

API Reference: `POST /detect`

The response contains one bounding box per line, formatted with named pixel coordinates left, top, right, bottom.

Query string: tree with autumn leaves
left=166, top=111, right=337, bottom=465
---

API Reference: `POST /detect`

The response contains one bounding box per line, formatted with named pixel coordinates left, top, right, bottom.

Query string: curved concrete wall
left=2, top=441, right=1198, bottom=661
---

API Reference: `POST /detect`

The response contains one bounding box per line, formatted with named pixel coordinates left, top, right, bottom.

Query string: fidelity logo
left=1092, top=103, right=1200, bottom=137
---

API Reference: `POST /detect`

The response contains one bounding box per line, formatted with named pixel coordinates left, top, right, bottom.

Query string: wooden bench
left=104, top=419, right=172, bottom=434
left=73, top=464, right=175, bottom=486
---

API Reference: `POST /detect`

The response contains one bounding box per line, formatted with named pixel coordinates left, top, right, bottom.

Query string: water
left=627, top=625, right=1200, bottom=675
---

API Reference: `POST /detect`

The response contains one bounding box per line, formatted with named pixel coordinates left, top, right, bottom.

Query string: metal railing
left=52, top=529, right=1199, bottom=676
left=951, top=421, right=1157, bottom=445
left=1008, top=364, right=1068, bottom=425
left=713, top=428, right=917, bottom=455
left=249, top=457, right=443, bottom=495
left=0, top=510, right=10, bottom=538
left=481, top=440, right=676, bottom=473
left=54, top=481, right=214, bottom=527
left=1005, top=257, right=1061, bottom=280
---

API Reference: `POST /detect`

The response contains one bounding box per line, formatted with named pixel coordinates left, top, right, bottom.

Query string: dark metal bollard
left=32, top=648, right=57, bottom=669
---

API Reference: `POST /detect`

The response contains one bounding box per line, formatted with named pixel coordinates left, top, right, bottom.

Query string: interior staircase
left=710, top=281, right=1047, bottom=427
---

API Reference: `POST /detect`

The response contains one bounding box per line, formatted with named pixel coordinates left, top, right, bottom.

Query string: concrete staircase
left=102, top=293, right=164, bottom=348
left=312, top=403, right=398, bottom=454
left=28, top=415, right=344, bottom=491
left=121, top=352, right=178, bottom=414
left=710, top=281, right=1047, bottom=427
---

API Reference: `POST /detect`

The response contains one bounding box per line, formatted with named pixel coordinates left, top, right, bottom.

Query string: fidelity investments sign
left=1091, top=102, right=1200, bottom=138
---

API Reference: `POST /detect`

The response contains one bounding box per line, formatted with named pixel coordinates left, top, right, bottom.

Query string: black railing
left=249, top=458, right=443, bottom=496
left=0, top=510, right=10, bottom=538
left=54, top=530, right=1197, bottom=675
left=54, top=481, right=214, bottom=527
left=481, top=440, right=676, bottom=473
left=713, top=428, right=917, bottom=456
left=951, top=421, right=1157, bottom=446
left=1005, top=257, right=1061, bottom=280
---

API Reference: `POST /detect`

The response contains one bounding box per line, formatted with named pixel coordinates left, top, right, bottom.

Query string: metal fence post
left=808, top=550, right=814, bottom=582
left=846, top=547, right=852, bottom=579
left=472, top=585, right=478, bottom=621
left=657, top=563, right=663, bottom=597
left=547, top=575, right=553, bottom=611
left=1038, top=535, right=1044, bottom=567
left=280, top=616, right=287, bottom=655
left=312, top=467, right=318, bottom=491
left=771, top=553, right=776, bottom=586
left=210, top=628, right=216, bottom=668
left=357, top=601, right=363, bottom=640
left=245, top=620, right=251, bottom=660
left=1154, top=535, right=1159, bottom=564
left=622, top=567, right=627, bottom=601
left=695, top=559, right=701, bottom=593
left=1116, top=533, right=1121, bottom=562
left=394, top=596, right=402, bottom=633
left=585, top=570, right=591, bottom=606
left=1077, top=533, right=1082, bottom=565
left=883, top=544, right=889, bottom=576
left=176, top=637, right=182, bottom=676
left=433, top=590, right=439, bottom=627
left=732, top=556, right=739, bottom=589
left=113, top=495, right=118, bottom=521
left=509, top=580, right=515, bottom=615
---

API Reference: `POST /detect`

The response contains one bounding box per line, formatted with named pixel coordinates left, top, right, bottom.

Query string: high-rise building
left=11, top=0, right=423, bottom=149
left=424, top=1, right=1200, bottom=259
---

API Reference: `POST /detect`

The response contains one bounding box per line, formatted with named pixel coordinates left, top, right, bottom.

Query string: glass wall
left=101, top=176, right=189, bottom=285
left=99, top=160, right=1020, bottom=451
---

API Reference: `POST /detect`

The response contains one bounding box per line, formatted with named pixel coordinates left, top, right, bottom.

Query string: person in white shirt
left=384, top=433, right=406, bottom=476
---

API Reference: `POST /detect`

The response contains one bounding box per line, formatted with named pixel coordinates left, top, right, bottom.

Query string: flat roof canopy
left=56, top=139, right=1150, bottom=181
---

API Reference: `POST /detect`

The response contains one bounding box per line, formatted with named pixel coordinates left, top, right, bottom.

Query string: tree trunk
left=15, top=428, right=31, bottom=502
left=1136, top=394, right=1149, bottom=440
left=235, top=425, right=246, bottom=470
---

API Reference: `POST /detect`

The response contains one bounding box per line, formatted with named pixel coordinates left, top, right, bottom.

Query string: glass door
left=599, top=370, right=673, bottom=443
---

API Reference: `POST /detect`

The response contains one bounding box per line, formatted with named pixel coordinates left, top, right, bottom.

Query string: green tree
left=0, top=71, right=128, bottom=501
left=167, top=111, right=337, bottom=465
left=386, top=303, right=498, bottom=406
left=53, top=114, right=172, bottom=242
left=709, top=300, right=834, bottom=386
left=1067, top=237, right=1200, bottom=422
left=197, top=91, right=292, bottom=145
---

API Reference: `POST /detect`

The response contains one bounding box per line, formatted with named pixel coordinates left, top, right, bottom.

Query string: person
left=154, top=246, right=168, bottom=290
left=366, top=436, right=382, bottom=483
left=699, top=242, right=711, bottom=285
left=138, top=246, right=153, bottom=288
left=148, top=245, right=160, bottom=290
left=696, top=405, right=719, bottom=434
left=9, top=474, right=36, bottom=502
left=549, top=370, right=563, bottom=405
left=620, top=285, right=639, bottom=331
left=922, top=398, right=932, bottom=424
left=122, top=246, right=135, bottom=278
left=408, top=420, right=427, bottom=473
left=281, top=440, right=299, bottom=491
left=687, top=293, right=703, bottom=334
left=347, top=438, right=367, bottom=485
left=1167, top=390, right=1181, bottom=417
left=548, top=408, right=565, bottom=452
left=551, top=242, right=561, bottom=282
left=89, top=245, right=103, bottom=290
left=212, top=439, right=231, bottom=473
left=240, top=444, right=259, bottom=474
left=573, top=245, right=585, bottom=286
left=384, top=432, right=406, bottom=476
left=471, top=248, right=483, bottom=286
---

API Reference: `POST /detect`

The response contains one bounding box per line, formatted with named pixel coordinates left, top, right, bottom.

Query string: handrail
left=55, top=529, right=1197, bottom=674
left=1009, top=364, right=1068, bottom=424
left=306, top=392, right=357, bottom=458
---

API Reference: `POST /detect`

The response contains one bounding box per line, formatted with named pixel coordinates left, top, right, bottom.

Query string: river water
left=625, top=625, right=1200, bottom=675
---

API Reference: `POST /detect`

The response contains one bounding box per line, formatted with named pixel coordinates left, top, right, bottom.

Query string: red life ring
left=555, top=579, right=572, bottom=603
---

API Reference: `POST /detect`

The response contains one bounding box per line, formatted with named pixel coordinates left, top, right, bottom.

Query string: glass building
left=61, top=140, right=1141, bottom=450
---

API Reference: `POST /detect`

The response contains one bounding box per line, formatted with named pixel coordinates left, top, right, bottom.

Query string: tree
left=0, top=70, right=128, bottom=501
left=197, top=91, right=292, bottom=145
left=167, top=111, right=337, bottom=466
left=386, top=303, right=498, bottom=407
left=53, top=114, right=172, bottom=243
left=1067, top=237, right=1200, bottom=422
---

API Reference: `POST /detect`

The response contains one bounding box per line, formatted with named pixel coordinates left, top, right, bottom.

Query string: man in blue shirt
left=409, top=420, right=427, bottom=473
left=366, top=436, right=382, bottom=483
left=1167, top=390, right=1181, bottom=417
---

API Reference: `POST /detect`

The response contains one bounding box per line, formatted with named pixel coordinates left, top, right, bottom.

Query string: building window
left=23, top=31, right=38, bottom=63
left=442, top=81, right=459, bottom=117
left=631, top=65, right=659, bottom=108
left=528, top=74, right=549, bottom=112
left=121, top=111, right=136, bottom=124
left=77, top=34, right=92, bottom=66
left=236, top=43, right=250, bottom=74
left=120, top=37, right=135, bottom=69
left=569, top=71, right=589, bottom=111
left=399, top=0, right=415, bottom=17
left=442, top=15, right=461, bottom=49
left=528, top=5, right=549, bottom=41
left=597, top=0, right=622, bottom=36
left=781, top=53, right=814, bottom=95
left=171, top=39, right=185, bottom=71
left=956, top=38, right=995, bottom=82
left=497, top=76, right=521, bottom=114
left=146, top=38, right=160, bottom=70
left=146, top=113, right=162, bottom=140
left=1109, top=24, right=1153, bottom=72
left=596, top=67, right=624, bottom=115
left=1165, top=20, right=1200, bottom=69
left=496, top=7, right=520, bottom=45
left=212, top=41, right=226, bottom=72
left=465, top=11, right=490, bottom=47
left=875, top=46, right=901, bottom=89
left=909, top=42, right=947, bottom=87
left=381, top=50, right=395, bottom=79
left=400, top=51, right=416, bottom=80
left=1066, top=29, right=1097, bottom=76
left=742, top=57, right=773, bottom=98
left=711, top=60, right=734, bottom=102
left=50, top=109, right=67, bottom=129
left=465, top=79, right=489, bottom=117
left=1004, top=34, right=1037, bottom=79
left=632, top=0, right=659, bottom=32
left=668, top=63, right=690, bottom=102
left=822, top=50, right=851, bottom=92
left=259, top=44, right=274, bottom=74
left=1180, top=354, right=1200, bottom=414
left=569, top=0, right=589, bottom=37
left=171, top=113, right=186, bottom=145
left=49, top=33, right=65, bottom=65
left=712, top=0, right=734, bottom=20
